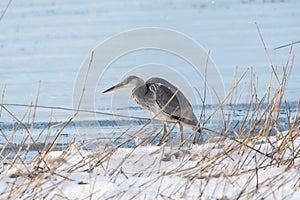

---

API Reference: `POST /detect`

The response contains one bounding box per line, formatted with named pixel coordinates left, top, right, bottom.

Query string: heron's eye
left=149, top=84, right=158, bottom=92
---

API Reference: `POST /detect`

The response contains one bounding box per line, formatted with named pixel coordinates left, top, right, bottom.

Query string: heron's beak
left=102, top=82, right=127, bottom=93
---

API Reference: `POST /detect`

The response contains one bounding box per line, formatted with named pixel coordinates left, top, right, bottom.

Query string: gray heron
left=103, top=75, right=201, bottom=145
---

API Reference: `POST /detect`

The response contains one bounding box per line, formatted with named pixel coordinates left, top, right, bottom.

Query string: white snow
left=1, top=132, right=299, bottom=199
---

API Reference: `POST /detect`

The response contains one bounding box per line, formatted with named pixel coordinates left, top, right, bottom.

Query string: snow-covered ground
left=1, top=131, right=299, bottom=199
left=0, top=0, right=299, bottom=121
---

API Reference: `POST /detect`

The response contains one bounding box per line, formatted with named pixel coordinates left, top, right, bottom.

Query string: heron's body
left=132, top=77, right=198, bottom=127
left=103, top=76, right=200, bottom=144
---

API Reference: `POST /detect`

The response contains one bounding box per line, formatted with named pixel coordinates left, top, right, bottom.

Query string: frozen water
left=0, top=0, right=299, bottom=146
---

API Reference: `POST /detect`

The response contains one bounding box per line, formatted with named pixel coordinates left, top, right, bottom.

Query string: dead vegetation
left=0, top=31, right=299, bottom=199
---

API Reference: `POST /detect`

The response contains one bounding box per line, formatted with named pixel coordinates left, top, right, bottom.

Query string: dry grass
left=0, top=34, right=299, bottom=199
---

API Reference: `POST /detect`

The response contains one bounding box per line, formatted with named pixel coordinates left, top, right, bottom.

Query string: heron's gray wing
left=155, top=84, right=198, bottom=126
left=155, top=84, right=180, bottom=117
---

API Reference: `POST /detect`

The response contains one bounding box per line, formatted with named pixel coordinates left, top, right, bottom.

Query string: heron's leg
left=163, top=122, right=167, bottom=136
left=192, top=124, right=206, bottom=144
left=177, top=122, right=184, bottom=143
left=158, top=122, right=168, bottom=146
left=193, top=128, right=201, bottom=144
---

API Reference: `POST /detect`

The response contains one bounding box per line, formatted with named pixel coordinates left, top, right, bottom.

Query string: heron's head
left=102, top=75, right=145, bottom=93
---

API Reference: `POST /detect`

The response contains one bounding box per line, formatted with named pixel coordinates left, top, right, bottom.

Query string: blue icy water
left=0, top=0, right=299, bottom=158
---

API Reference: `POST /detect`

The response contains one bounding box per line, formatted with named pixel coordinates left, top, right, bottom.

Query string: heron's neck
left=132, top=77, right=144, bottom=88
